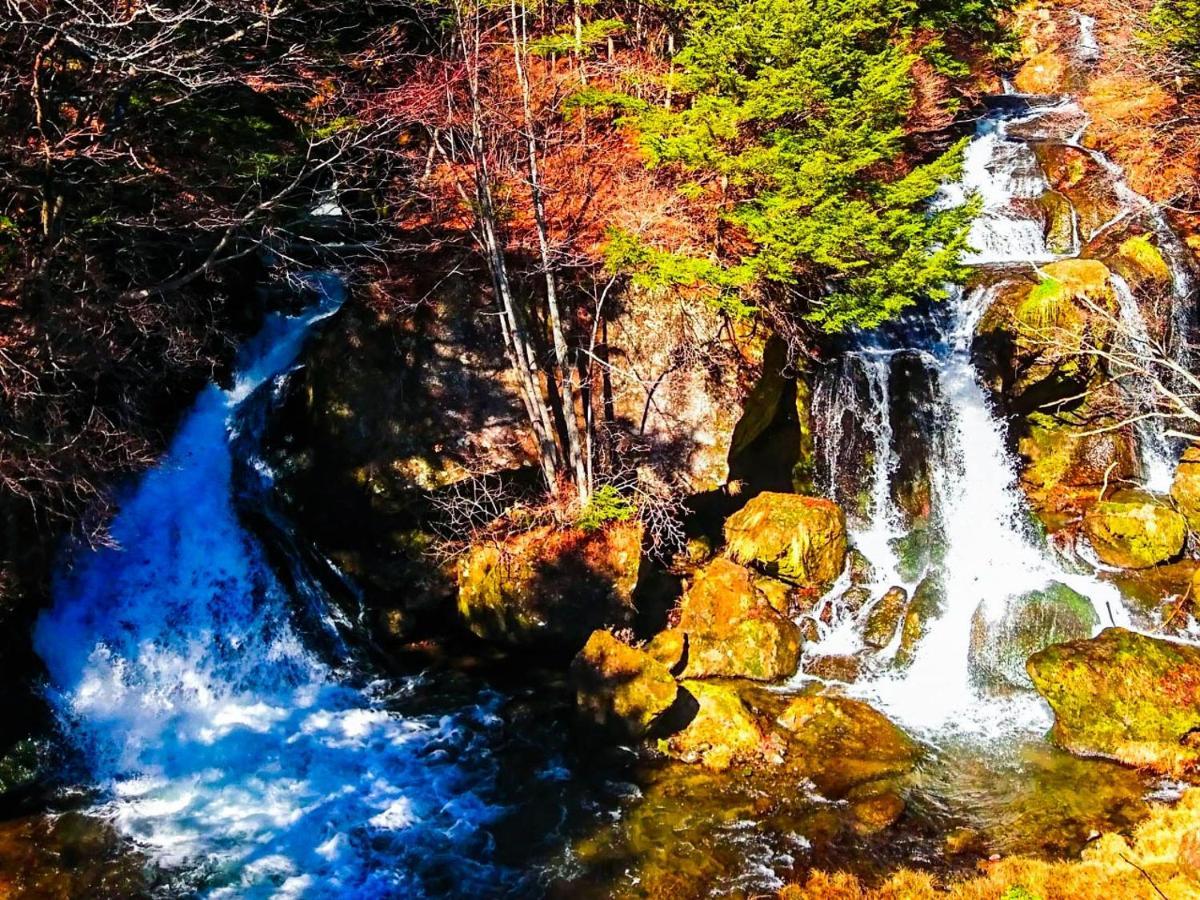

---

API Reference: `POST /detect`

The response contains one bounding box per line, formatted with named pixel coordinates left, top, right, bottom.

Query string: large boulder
left=663, top=680, right=764, bottom=771
left=968, top=582, right=1099, bottom=690
left=773, top=695, right=919, bottom=798
left=675, top=558, right=802, bottom=681
left=975, top=260, right=1118, bottom=412
left=1019, top=408, right=1137, bottom=513
left=1082, top=491, right=1187, bottom=569
left=1028, top=628, right=1200, bottom=777
left=1171, top=445, right=1200, bottom=534
left=723, top=492, right=847, bottom=588
left=457, top=522, right=641, bottom=648
left=572, top=630, right=680, bottom=740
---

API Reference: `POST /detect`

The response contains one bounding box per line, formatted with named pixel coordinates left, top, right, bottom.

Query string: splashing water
left=35, top=274, right=517, bottom=898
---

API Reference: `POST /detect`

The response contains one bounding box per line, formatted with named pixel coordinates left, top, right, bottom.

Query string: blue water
left=34, top=275, right=517, bottom=898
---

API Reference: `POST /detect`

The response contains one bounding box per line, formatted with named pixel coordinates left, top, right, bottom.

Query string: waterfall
left=34, top=274, right=516, bottom=898
left=809, top=73, right=1189, bottom=735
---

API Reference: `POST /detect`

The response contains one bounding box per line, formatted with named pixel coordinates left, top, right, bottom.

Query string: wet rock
left=1019, top=406, right=1137, bottom=510
left=1039, top=190, right=1076, bottom=256
left=835, top=586, right=871, bottom=619
left=890, top=526, right=938, bottom=583
left=1171, top=445, right=1200, bottom=534
left=1013, top=47, right=1067, bottom=95
left=774, top=694, right=919, bottom=797
left=645, top=628, right=687, bottom=673
left=1028, top=627, right=1200, bottom=777
left=664, top=680, right=764, bottom=771
left=848, top=548, right=875, bottom=586
left=847, top=785, right=906, bottom=835
left=572, top=631, right=681, bottom=740
left=0, top=813, right=148, bottom=898
left=1116, top=234, right=1172, bottom=289
left=894, top=572, right=947, bottom=669
left=802, top=654, right=862, bottom=684
left=676, top=558, right=802, bottom=681
left=457, top=522, right=641, bottom=648
left=1082, top=491, right=1187, bottom=569
left=968, top=582, right=1099, bottom=691
left=863, top=586, right=909, bottom=650
left=723, top=492, right=847, bottom=588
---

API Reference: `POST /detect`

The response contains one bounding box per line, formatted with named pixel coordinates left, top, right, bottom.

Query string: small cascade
left=34, top=275, right=519, bottom=897
left=808, top=39, right=1197, bottom=734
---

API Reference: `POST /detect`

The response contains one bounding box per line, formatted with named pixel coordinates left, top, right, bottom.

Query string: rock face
left=457, top=522, right=642, bottom=648
left=572, top=631, right=680, bottom=740
left=664, top=680, right=763, bottom=771
left=968, top=582, right=1099, bottom=690
left=774, top=695, right=919, bottom=798
left=1082, top=492, right=1187, bottom=569
left=1171, top=445, right=1200, bottom=534
left=676, top=558, right=802, bottom=681
left=723, top=492, right=847, bottom=588
left=1028, top=628, right=1200, bottom=777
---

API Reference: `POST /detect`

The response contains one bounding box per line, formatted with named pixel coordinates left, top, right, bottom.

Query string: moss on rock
left=1082, top=491, right=1186, bottom=569
left=1171, top=444, right=1200, bottom=534
left=457, top=521, right=642, bottom=648
left=894, top=572, right=947, bottom=669
left=863, top=586, right=909, bottom=650
left=1028, top=627, right=1200, bottom=777
left=664, top=680, right=764, bottom=771
left=676, top=558, right=802, bottom=681
left=572, top=630, right=680, bottom=740
left=723, top=492, right=847, bottom=588
left=968, top=582, right=1099, bottom=691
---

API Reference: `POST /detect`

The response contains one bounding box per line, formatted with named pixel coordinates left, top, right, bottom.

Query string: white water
left=810, top=72, right=1195, bottom=736
left=35, top=274, right=516, bottom=898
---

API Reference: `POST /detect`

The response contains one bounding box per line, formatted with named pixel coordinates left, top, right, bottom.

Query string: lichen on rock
left=1081, top=490, right=1186, bottom=569
left=723, top=491, right=847, bottom=588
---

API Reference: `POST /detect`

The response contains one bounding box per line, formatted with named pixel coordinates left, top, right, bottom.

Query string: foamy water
left=35, top=275, right=518, bottom=897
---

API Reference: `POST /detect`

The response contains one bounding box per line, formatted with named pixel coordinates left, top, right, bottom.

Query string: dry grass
left=781, top=789, right=1200, bottom=899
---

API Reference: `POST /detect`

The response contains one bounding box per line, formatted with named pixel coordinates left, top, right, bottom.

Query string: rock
left=863, top=586, right=909, bottom=650
left=645, top=628, right=687, bottom=673
left=572, top=630, right=680, bottom=740
left=753, top=573, right=794, bottom=615
left=1019, top=407, right=1137, bottom=509
left=457, top=521, right=642, bottom=648
left=723, top=492, right=847, bottom=588
left=1014, top=47, right=1067, bottom=95
left=803, top=654, right=862, bottom=683
left=774, top=695, right=919, bottom=797
left=1039, top=190, right=1076, bottom=256
left=1171, top=445, right=1200, bottom=534
left=834, top=586, right=871, bottom=620
left=1082, top=491, right=1187, bottom=569
left=1027, top=627, right=1200, bottom=777
left=664, top=680, right=763, bottom=771
left=890, top=527, right=937, bottom=583
left=848, top=548, right=875, bottom=586
left=848, top=786, right=906, bottom=835
left=676, top=558, right=802, bottom=681
left=894, top=572, right=946, bottom=668
left=1116, top=234, right=1172, bottom=288
left=975, top=260, right=1118, bottom=412
left=968, top=582, right=1099, bottom=690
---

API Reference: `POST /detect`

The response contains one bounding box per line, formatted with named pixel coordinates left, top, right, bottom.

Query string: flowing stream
left=33, top=275, right=525, bottom=898
left=808, top=34, right=1192, bottom=736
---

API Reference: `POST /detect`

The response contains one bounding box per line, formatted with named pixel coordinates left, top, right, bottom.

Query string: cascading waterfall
left=34, top=274, right=516, bottom=898
left=808, top=26, right=1196, bottom=734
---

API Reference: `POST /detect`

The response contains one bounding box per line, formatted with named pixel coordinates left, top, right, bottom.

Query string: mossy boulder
left=802, top=654, right=863, bottom=683
left=457, top=522, right=642, bottom=648
left=976, top=260, right=1118, bottom=410
left=644, top=628, right=687, bottom=673
left=774, top=695, right=919, bottom=797
left=894, top=572, right=947, bottom=668
left=1082, top=491, right=1187, bottom=569
left=1039, top=191, right=1076, bottom=256
left=572, top=630, right=680, bottom=740
left=863, top=586, right=909, bottom=650
left=968, top=582, right=1100, bottom=690
left=676, top=558, right=802, bottom=681
left=1019, top=409, right=1137, bottom=508
left=663, top=680, right=764, bottom=771
left=1171, top=445, right=1200, bottom=534
left=1028, top=627, right=1200, bottom=777
left=1116, top=234, right=1172, bottom=288
left=1014, top=47, right=1067, bottom=95
left=723, top=492, right=847, bottom=588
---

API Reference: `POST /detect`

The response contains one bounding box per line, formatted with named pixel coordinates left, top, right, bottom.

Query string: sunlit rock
left=1028, top=627, right=1200, bottom=777
left=572, top=630, right=680, bottom=740
left=723, top=492, right=847, bottom=588
left=1013, top=48, right=1067, bottom=95
left=663, top=680, right=764, bottom=771
left=1082, top=491, right=1186, bottom=569
left=1171, top=445, right=1200, bottom=534
left=456, top=522, right=642, bottom=648
left=968, top=582, right=1099, bottom=690
left=893, top=571, right=946, bottom=669
left=675, top=558, right=802, bottom=681
left=802, top=654, right=863, bottom=684
left=862, top=586, right=909, bottom=650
